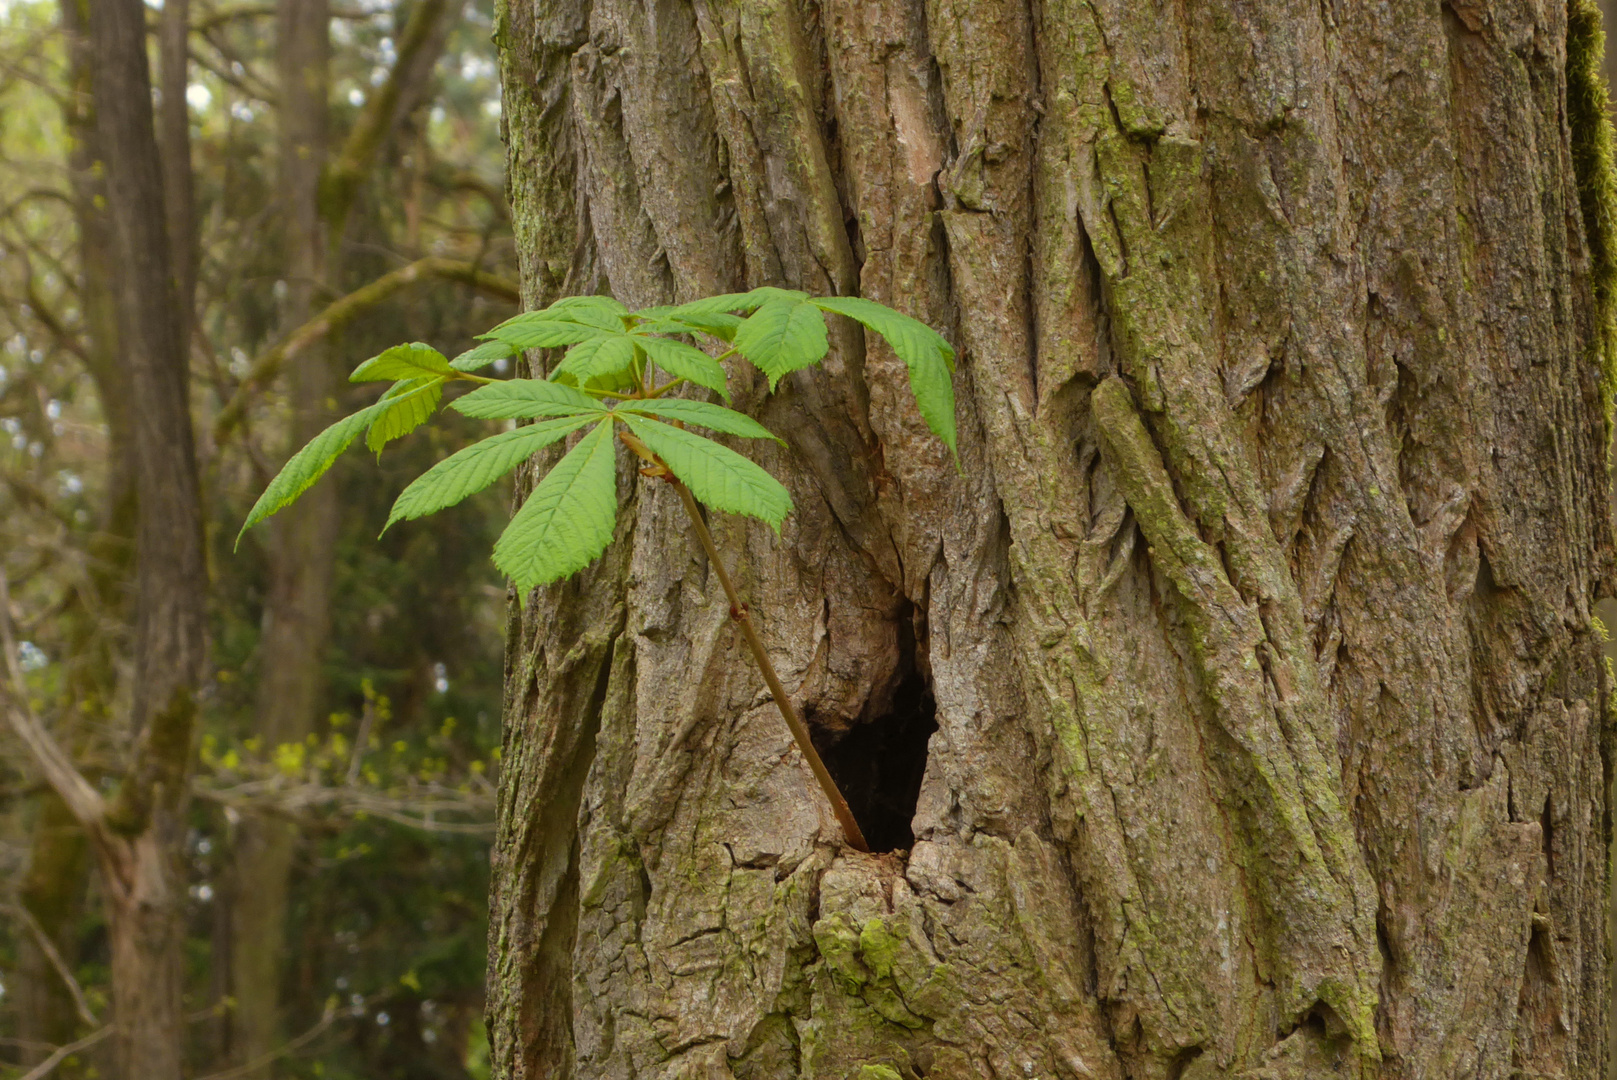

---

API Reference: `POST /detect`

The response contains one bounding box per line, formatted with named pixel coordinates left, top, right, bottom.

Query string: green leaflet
left=481, top=314, right=605, bottom=350
left=613, top=398, right=782, bottom=443
left=450, top=339, right=516, bottom=372
left=482, top=295, right=631, bottom=350
left=656, top=287, right=805, bottom=319
left=552, top=334, right=638, bottom=385
left=811, top=296, right=958, bottom=458
left=385, top=415, right=597, bottom=531
left=632, top=335, right=729, bottom=399
left=622, top=415, right=791, bottom=529
left=237, top=380, right=439, bottom=545
left=367, top=376, right=445, bottom=454
left=732, top=295, right=829, bottom=389
left=452, top=379, right=604, bottom=419
left=547, top=328, right=729, bottom=398
left=350, top=342, right=455, bottom=383
left=492, top=418, right=619, bottom=591
left=632, top=311, right=744, bottom=341
left=540, top=294, right=630, bottom=330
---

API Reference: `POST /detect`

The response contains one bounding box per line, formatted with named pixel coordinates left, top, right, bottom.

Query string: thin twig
left=190, top=999, right=346, bottom=1080
left=13, top=1025, right=112, bottom=1080
left=655, top=471, right=868, bottom=852
left=192, top=777, right=493, bottom=836
left=0, top=569, right=106, bottom=827
left=345, top=697, right=376, bottom=786
left=186, top=3, right=371, bottom=33
left=0, top=902, right=97, bottom=1026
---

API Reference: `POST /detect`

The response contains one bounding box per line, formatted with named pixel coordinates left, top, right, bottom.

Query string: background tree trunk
left=489, top=0, right=1617, bottom=1077
left=227, top=1, right=337, bottom=1069
left=12, top=2, right=135, bottom=1069
left=86, top=0, right=209, bottom=1076
left=228, top=1, right=458, bottom=1069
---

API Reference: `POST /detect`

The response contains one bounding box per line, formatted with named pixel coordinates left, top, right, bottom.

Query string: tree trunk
left=13, top=3, right=138, bottom=1068
left=86, top=0, right=210, bottom=1077
left=489, top=1, right=1617, bottom=1077
left=228, top=1, right=337, bottom=1069
left=229, top=1, right=458, bottom=1069
left=157, top=0, right=196, bottom=346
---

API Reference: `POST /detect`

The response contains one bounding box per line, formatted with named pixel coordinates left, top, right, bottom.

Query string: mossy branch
left=213, top=257, right=518, bottom=444
left=319, top=0, right=451, bottom=227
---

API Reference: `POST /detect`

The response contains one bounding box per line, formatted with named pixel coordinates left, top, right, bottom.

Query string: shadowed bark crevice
left=812, top=609, right=937, bottom=853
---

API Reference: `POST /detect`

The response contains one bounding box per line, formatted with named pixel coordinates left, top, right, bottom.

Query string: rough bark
left=85, top=1, right=210, bottom=1077
left=489, top=0, right=1617, bottom=1077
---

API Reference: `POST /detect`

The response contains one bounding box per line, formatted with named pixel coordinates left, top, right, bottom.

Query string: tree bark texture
left=86, top=1, right=210, bottom=1077
left=489, top=1, right=1617, bottom=1077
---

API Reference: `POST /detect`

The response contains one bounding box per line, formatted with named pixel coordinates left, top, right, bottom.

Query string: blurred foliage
left=0, top=0, right=517, bottom=1075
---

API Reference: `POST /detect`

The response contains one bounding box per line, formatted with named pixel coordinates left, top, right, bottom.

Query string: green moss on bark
left=1568, top=0, right=1617, bottom=438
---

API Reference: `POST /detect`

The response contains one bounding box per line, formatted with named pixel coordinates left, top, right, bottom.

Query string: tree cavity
left=811, top=607, right=937, bottom=853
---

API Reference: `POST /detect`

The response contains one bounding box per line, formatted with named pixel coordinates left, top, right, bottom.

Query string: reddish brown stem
left=664, top=477, right=869, bottom=852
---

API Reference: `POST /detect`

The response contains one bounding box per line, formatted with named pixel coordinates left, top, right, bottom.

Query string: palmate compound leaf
left=349, top=342, right=455, bottom=383
left=631, top=335, right=729, bottom=399
left=492, top=418, right=619, bottom=591
left=236, top=379, right=440, bottom=546
left=613, top=398, right=783, bottom=443
left=810, top=296, right=959, bottom=459
left=621, top=415, right=792, bottom=530
left=731, top=294, right=829, bottom=389
left=367, top=375, right=445, bottom=454
left=451, top=379, right=605, bottom=419
left=385, top=414, right=599, bottom=532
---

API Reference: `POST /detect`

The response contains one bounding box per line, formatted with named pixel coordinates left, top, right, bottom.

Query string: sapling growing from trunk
left=239, top=288, right=957, bottom=853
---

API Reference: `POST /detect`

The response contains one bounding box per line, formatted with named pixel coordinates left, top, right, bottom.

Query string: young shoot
left=238, top=287, right=959, bottom=852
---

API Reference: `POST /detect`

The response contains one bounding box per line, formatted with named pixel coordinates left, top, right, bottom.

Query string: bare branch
left=188, top=35, right=277, bottom=105
left=22, top=276, right=90, bottom=365
left=0, top=902, right=98, bottom=1026
left=0, top=569, right=106, bottom=828
left=1, top=472, right=79, bottom=531
left=187, top=3, right=371, bottom=34
left=320, top=0, right=453, bottom=227
left=0, top=187, right=77, bottom=217
left=345, top=697, right=377, bottom=785
left=426, top=166, right=509, bottom=220
left=13, top=1025, right=112, bottom=1080
left=212, top=256, right=519, bottom=443
left=190, top=996, right=352, bottom=1080
left=193, top=776, right=494, bottom=836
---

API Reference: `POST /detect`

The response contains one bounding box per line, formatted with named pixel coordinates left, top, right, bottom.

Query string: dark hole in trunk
left=811, top=615, right=937, bottom=853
